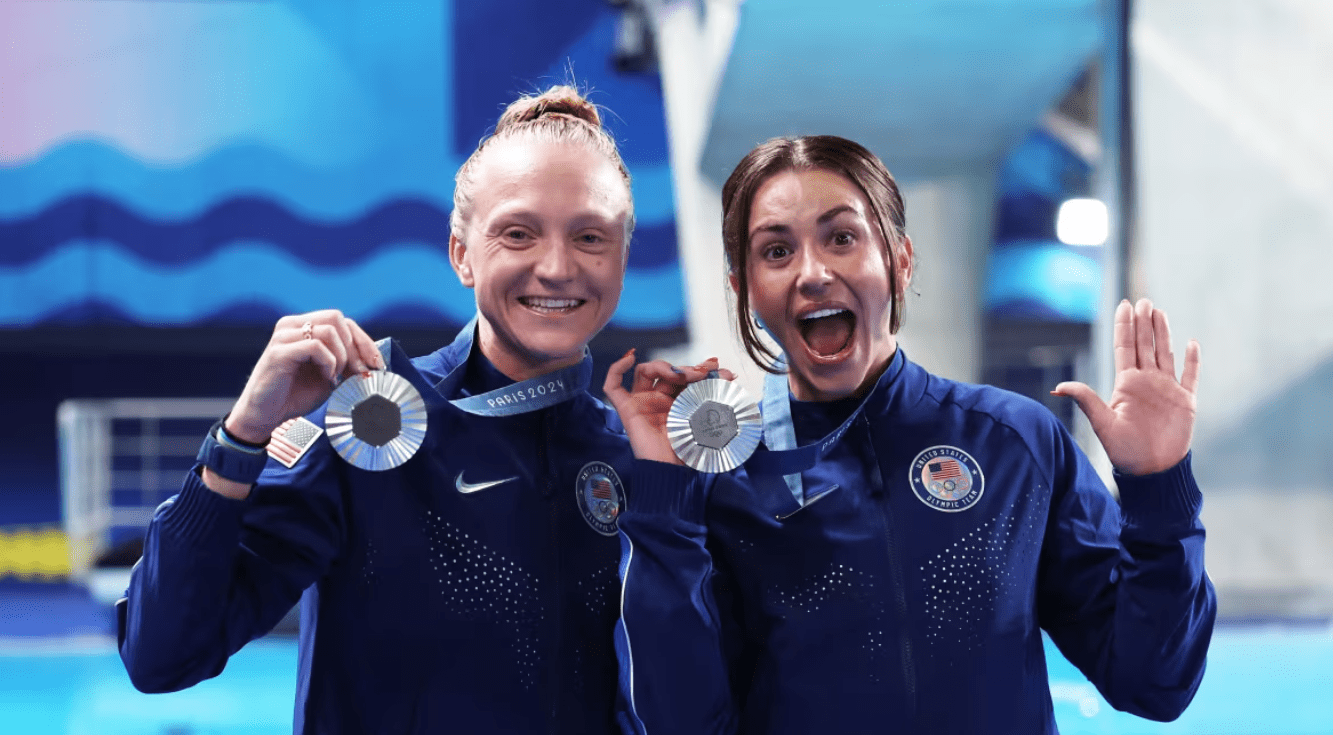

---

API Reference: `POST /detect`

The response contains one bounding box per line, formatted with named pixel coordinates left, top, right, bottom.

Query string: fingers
left=603, top=349, right=637, bottom=403
left=632, top=360, right=699, bottom=396
left=604, top=350, right=733, bottom=403
left=1113, top=300, right=1135, bottom=374
left=679, top=357, right=726, bottom=385
left=275, top=309, right=387, bottom=377
left=321, top=312, right=370, bottom=375
left=1117, top=298, right=1181, bottom=375
left=345, top=317, right=384, bottom=372
left=275, top=309, right=347, bottom=334
left=683, top=357, right=734, bottom=381
left=313, top=324, right=350, bottom=377
left=274, top=311, right=360, bottom=381
left=306, top=338, right=341, bottom=383
left=1050, top=381, right=1113, bottom=435
left=330, top=317, right=357, bottom=371
left=271, top=330, right=341, bottom=383
left=271, top=322, right=346, bottom=383
left=1152, top=307, right=1174, bottom=375
left=1134, top=298, right=1155, bottom=371
left=1181, top=339, right=1201, bottom=394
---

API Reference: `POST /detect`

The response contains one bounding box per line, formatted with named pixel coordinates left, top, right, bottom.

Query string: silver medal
left=667, top=376, right=762, bottom=473
left=325, top=370, right=428, bottom=471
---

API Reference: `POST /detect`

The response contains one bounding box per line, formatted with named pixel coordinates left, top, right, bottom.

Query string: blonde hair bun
left=451, top=84, right=632, bottom=241
left=495, top=85, right=603, bottom=134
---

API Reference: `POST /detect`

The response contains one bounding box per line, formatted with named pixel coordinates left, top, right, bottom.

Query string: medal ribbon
left=429, top=316, right=591, bottom=417
left=743, top=350, right=902, bottom=505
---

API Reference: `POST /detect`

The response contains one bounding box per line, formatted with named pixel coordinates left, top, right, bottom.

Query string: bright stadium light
left=1056, top=198, right=1108, bottom=246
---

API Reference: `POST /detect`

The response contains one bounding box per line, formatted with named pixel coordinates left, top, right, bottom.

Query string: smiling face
left=450, top=138, right=631, bottom=381
left=738, top=167, right=913, bottom=402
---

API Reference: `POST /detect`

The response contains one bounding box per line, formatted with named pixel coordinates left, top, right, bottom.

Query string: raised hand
left=603, top=351, right=731, bottom=465
left=224, top=310, right=384, bottom=445
left=1052, top=298, right=1200, bottom=476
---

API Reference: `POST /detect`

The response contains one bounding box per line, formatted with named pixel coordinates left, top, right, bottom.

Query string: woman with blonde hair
left=118, top=86, right=708, bottom=734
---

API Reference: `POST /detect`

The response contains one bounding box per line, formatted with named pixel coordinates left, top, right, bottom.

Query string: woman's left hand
left=1052, top=298, right=1201, bottom=476
left=603, top=351, right=732, bottom=465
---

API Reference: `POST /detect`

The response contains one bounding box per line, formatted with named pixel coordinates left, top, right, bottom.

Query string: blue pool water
left=1047, top=627, right=1333, bottom=734
left=1, top=628, right=1329, bottom=733
left=0, top=639, right=297, bottom=735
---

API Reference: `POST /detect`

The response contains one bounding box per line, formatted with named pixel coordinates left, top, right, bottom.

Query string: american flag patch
left=927, top=459, right=964, bottom=481
left=268, top=417, right=324, bottom=468
left=909, top=446, right=984, bottom=512
left=591, top=477, right=614, bottom=500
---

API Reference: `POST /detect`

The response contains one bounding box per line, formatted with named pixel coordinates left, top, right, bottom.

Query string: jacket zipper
left=864, top=414, right=918, bottom=718
left=540, top=408, right=563, bottom=733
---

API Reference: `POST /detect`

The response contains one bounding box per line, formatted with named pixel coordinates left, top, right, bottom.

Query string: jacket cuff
left=1116, top=452, right=1202, bottom=525
left=158, top=467, right=251, bottom=548
left=629, top=460, right=707, bottom=522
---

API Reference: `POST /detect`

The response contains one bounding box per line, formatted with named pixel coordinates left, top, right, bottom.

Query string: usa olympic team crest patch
left=576, top=461, right=624, bottom=537
left=909, top=446, right=984, bottom=512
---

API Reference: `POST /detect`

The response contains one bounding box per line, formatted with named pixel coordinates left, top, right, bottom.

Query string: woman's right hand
left=603, top=351, right=733, bottom=465
left=224, top=310, right=385, bottom=445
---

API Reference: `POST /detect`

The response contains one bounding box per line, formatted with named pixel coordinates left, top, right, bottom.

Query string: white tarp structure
left=1135, top=0, right=1333, bottom=618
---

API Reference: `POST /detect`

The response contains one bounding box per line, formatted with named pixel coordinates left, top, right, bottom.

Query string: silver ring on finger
left=302, top=321, right=314, bottom=340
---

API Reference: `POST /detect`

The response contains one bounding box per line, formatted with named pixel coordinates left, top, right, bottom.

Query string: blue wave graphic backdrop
left=0, top=0, right=683, bottom=333
left=0, top=142, right=677, bottom=226
left=0, top=196, right=679, bottom=271
left=0, top=241, right=682, bottom=329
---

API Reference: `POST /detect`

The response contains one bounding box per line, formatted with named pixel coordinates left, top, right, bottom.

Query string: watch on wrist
left=197, top=418, right=269, bottom=484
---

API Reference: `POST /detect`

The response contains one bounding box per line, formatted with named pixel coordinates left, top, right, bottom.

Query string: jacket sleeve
left=116, top=440, right=346, bottom=693
left=615, top=461, right=741, bottom=735
left=1037, top=420, right=1216, bottom=722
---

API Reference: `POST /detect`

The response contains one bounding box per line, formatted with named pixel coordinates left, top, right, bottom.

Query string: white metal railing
left=58, top=398, right=234, bottom=583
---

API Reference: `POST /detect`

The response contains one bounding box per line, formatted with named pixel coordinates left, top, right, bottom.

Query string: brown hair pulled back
left=721, top=135, right=912, bottom=373
left=451, top=85, right=634, bottom=241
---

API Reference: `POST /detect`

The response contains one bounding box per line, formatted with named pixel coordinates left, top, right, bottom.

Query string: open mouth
left=797, top=307, right=856, bottom=359
left=519, top=296, right=586, bottom=315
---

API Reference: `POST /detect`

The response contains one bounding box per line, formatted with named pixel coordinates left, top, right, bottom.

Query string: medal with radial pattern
left=325, top=370, right=428, bottom=471
left=667, top=371, right=763, bottom=473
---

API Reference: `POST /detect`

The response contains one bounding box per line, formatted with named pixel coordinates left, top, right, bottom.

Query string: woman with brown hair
left=606, top=135, right=1215, bottom=734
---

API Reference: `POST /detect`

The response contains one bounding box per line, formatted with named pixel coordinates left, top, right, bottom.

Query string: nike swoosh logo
left=455, top=472, right=519, bottom=494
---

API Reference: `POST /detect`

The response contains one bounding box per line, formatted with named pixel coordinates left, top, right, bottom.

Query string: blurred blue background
left=3, top=0, right=1331, bottom=732
left=0, top=0, right=682, bottom=332
left=0, top=0, right=683, bottom=541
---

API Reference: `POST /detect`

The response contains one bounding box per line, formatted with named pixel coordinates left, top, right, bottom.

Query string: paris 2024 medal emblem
left=325, top=370, right=428, bottom=471
left=666, top=374, right=762, bottom=473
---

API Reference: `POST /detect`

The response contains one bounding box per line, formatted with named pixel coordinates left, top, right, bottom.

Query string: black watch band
left=197, top=418, right=269, bottom=484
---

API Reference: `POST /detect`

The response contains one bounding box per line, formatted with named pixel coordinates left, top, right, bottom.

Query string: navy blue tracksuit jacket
left=616, top=349, right=1216, bottom=734
left=118, top=326, right=634, bottom=734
